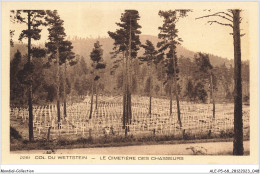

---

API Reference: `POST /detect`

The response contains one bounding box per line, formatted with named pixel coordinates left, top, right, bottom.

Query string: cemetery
left=10, top=95, right=250, bottom=143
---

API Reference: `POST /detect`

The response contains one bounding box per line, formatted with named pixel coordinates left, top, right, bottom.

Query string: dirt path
left=12, top=141, right=249, bottom=155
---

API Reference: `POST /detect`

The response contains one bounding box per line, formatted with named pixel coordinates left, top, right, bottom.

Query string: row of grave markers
left=10, top=96, right=250, bottom=139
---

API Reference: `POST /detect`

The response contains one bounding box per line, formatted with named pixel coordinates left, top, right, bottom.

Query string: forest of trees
left=10, top=9, right=249, bottom=155
left=10, top=40, right=250, bottom=106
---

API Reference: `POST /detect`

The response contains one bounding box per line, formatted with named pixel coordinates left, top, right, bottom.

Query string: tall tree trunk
left=128, top=17, right=132, bottom=125
left=173, top=54, right=182, bottom=127
left=161, top=81, right=163, bottom=96
left=149, top=64, right=152, bottom=116
left=125, top=52, right=129, bottom=136
left=124, top=92, right=128, bottom=136
left=89, top=81, right=94, bottom=119
left=56, top=45, right=61, bottom=128
left=232, top=9, right=243, bottom=155
left=128, top=92, right=132, bottom=126
left=210, top=72, right=215, bottom=119
left=123, top=16, right=133, bottom=136
left=95, top=83, right=98, bottom=110
left=149, top=96, right=152, bottom=115
left=27, top=11, right=34, bottom=141
left=122, top=52, right=126, bottom=129
left=170, top=81, right=172, bottom=115
left=63, top=61, right=67, bottom=118
left=160, top=65, right=164, bottom=96
left=123, top=92, right=126, bottom=129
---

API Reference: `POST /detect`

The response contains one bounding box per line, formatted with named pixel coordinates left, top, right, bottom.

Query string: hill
left=69, top=35, right=234, bottom=67
left=11, top=35, right=234, bottom=67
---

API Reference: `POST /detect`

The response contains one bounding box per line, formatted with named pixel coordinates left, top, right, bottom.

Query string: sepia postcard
left=1, top=1, right=259, bottom=166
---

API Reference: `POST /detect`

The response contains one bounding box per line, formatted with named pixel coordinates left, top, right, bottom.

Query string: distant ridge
left=11, top=35, right=236, bottom=67
left=70, top=35, right=234, bottom=67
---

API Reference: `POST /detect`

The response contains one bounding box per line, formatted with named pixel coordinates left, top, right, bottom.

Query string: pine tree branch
left=239, top=17, right=243, bottom=23
left=229, top=31, right=245, bottom=37
left=218, top=12, right=233, bottom=18
left=227, top=9, right=233, bottom=15
left=196, top=12, right=233, bottom=23
left=217, top=14, right=233, bottom=22
left=208, top=21, right=233, bottom=28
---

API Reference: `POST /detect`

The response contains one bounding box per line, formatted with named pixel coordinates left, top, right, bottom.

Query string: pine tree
left=140, top=40, right=159, bottom=115
left=194, top=53, right=216, bottom=117
left=60, top=40, right=76, bottom=118
left=89, top=41, right=106, bottom=119
left=15, top=10, right=46, bottom=141
left=45, top=10, right=67, bottom=128
left=157, top=10, right=190, bottom=127
left=232, top=10, right=243, bottom=155
left=185, top=79, right=195, bottom=101
left=196, top=9, right=244, bottom=155
left=108, top=10, right=141, bottom=136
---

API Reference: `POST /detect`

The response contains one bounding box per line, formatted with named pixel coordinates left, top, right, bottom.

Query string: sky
left=10, top=2, right=251, bottom=60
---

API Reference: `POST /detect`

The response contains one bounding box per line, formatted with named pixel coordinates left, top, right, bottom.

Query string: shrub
left=220, top=129, right=234, bottom=138
left=10, top=126, right=22, bottom=140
